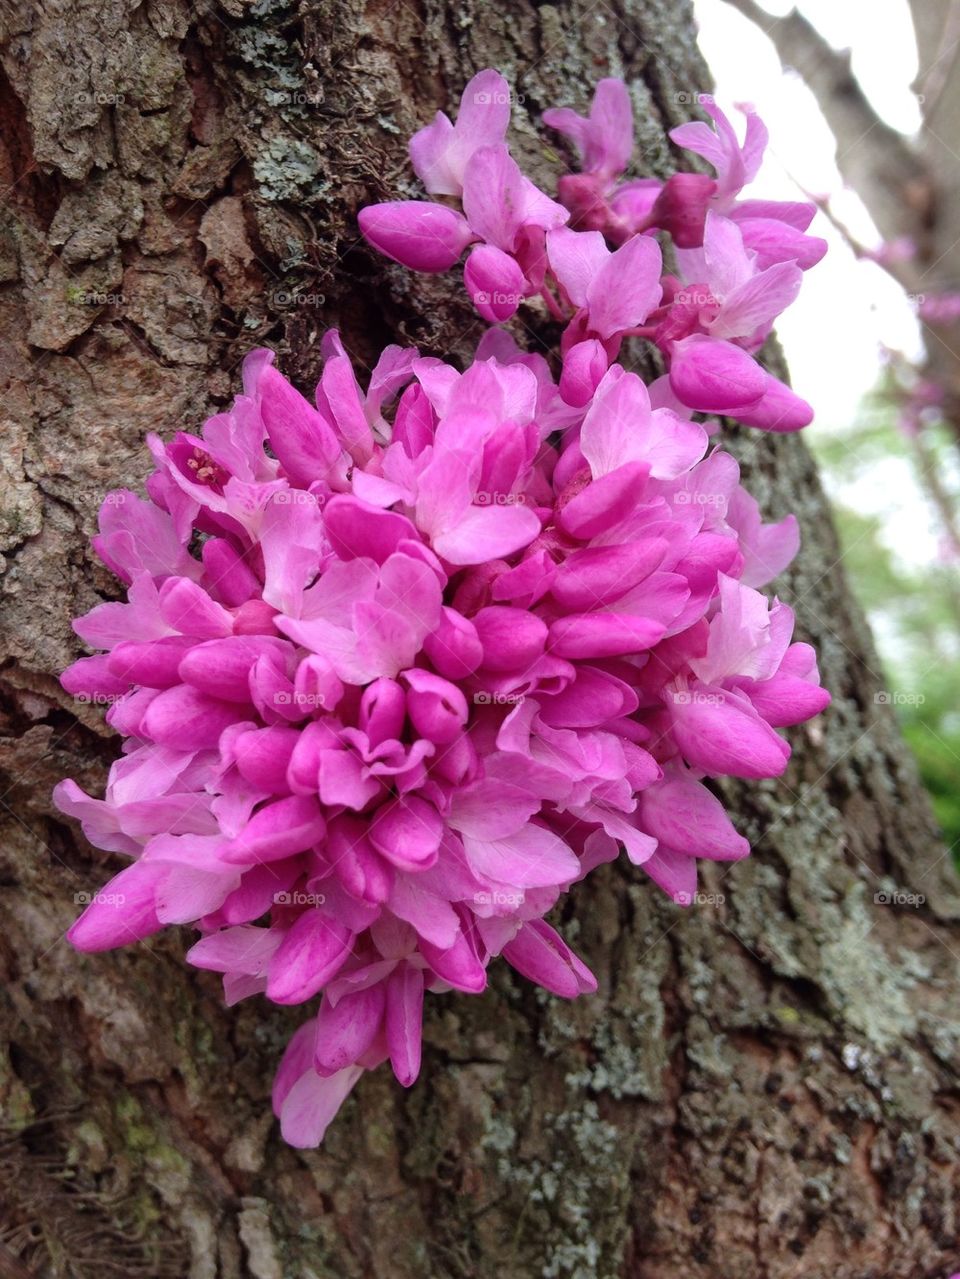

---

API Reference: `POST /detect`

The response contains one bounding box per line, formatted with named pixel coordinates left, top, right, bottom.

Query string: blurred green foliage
left=812, top=382, right=960, bottom=863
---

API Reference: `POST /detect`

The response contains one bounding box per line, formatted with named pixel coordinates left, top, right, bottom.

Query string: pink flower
left=359, top=71, right=825, bottom=435
left=357, top=202, right=475, bottom=272
left=543, top=78, right=634, bottom=185
left=547, top=227, right=663, bottom=344
left=670, top=99, right=768, bottom=204
left=409, top=69, right=513, bottom=197
left=58, top=333, right=828, bottom=1146
left=359, top=72, right=567, bottom=321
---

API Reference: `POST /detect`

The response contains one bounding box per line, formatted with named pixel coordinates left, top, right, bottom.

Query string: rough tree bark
left=0, top=2, right=958, bottom=1277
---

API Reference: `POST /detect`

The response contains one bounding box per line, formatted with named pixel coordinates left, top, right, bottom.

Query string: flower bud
left=464, top=244, right=526, bottom=321
left=358, top=201, right=474, bottom=272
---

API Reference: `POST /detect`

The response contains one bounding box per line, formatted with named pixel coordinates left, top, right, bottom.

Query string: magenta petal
left=272, top=1018, right=317, bottom=1112
left=503, top=919, right=596, bottom=998
left=67, top=862, right=165, bottom=951
left=219, top=860, right=299, bottom=926
left=324, top=495, right=418, bottom=564
left=420, top=929, right=487, bottom=993
left=669, top=687, right=790, bottom=779
left=551, top=540, right=667, bottom=609
left=186, top=924, right=280, bottom=976
left=474, top=606, right=548, bottom=673
left=61, top=654, right=131, bottom=700
left=359, top=202, right=474, bottom=272
left=557, top=461, right=650, bottom=540
left=403, top=667, right=469, bottom=743
left=232, top=726, right=299, bottom=791
left=464, top=244, right=525, bottom=321
left=738, top=673, right=831, bottom=727
left=728, top=374, right=813, bottom=432
left=328, top=816, right=394, bottom=905
left=736, top=216, right=827, bottom=270
left=712, top=261, right=803, bottom=341
left=279, top=1064, right=365, bottom=1147
left=538, top=665, right=637, bottom=727
left=448, top=780, right=540, bottom=839
left=586, top=232, right=663, bottom=338
left=463, top=144, right=567, bottom=252
left=409, top=70, right=512, bottom=197
left=640, top=778, right=750, bottom=860
left=158, top=577, right=233, bottom=638
left=370, top=796, right=443, bottom=871
left=546, top=227, right=610, bottom=306
left=422, top=607, right=483, bottom=679
left=266, top=912, right=354, bottom=1004
left=461, top=824, right=579, bottom=889
left=432, top=502, right=541, bottom=565
left=201, top=537, right=260, bottom=606
left=668, top=335, right=766, bottom=412
left=386, top=964, right=424, bottom=1087
left=179, top=636, right=289, bottom=702
left=314, top=986, right=385, bottom=1074
left=258, top=364, right=341, bottom=488
left=642, top=846, right=698, bottom=904
left=548, top=612, right=665, bottom=658
left=317, top=742, right=381, bottom=811
left=648, top=172, right=717, bottom=247
left=542, top=78, right=633, bottom=180
left=358, top=677, right=406, bottom=745
left=559, top=339, right=608, bottom=407
left=388, top=875, right=460, bottom=947
left=224, top=795, right=326, bottom=864
left=141, top=685, right=243, bottom=749
left=106, top=637, right=193, bottom=689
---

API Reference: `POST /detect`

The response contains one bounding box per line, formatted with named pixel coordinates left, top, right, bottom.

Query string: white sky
left=695, top=0, right=941, bottom=568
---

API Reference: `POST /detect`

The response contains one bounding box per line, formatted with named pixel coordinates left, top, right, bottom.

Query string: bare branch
left=721, top=0, right=933, bottom=248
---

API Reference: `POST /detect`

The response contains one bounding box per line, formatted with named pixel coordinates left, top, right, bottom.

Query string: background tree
left=0, top=2, right=958, bottom=1277
left=723, top=0, right=960, bottom=438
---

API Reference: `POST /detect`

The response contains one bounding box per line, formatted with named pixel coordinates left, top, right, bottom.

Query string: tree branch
left=721, top=0, right=933, bottom=248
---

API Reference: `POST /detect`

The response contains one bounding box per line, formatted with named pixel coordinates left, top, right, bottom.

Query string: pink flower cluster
left=359, top=72, right=827, bottom=432
left=57, top=74, right=829, bottom=1148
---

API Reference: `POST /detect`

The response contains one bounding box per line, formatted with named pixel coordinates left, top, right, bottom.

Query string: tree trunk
left=1, top=2, right=958, bottom=1277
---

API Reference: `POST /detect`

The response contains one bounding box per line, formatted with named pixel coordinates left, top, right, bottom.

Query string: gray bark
left=0, top=1, right=958, bottom=1277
